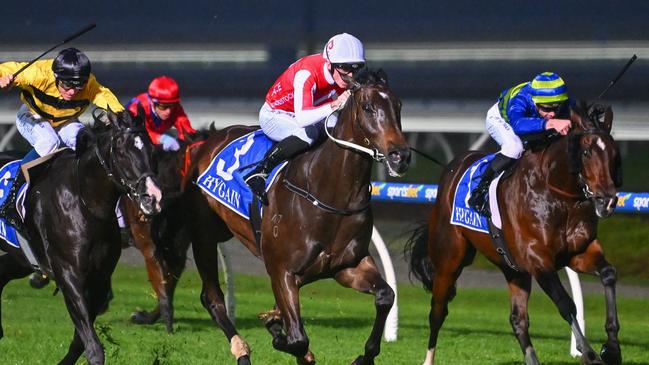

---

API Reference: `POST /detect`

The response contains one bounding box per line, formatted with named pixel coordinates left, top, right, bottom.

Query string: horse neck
left=525, top=137, right=582, bottom=199
left=77, top=135, right=121, bottom=217
left=294, top=109, right=373, bottom=204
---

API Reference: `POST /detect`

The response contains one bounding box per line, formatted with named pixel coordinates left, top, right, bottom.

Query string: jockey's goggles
left=537, top=103, right=562, bottom=113
left=57, top=79, right=86, bottom=91
left=333, top=62, right=365, bottom=74
left=153, top=102, right=179, bottom=110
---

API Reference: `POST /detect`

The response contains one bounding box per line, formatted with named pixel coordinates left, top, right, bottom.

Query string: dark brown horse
left=181, top=69, right=410, bottom=364
left=406, top=102, right=622, bottom=365
left=124, top=141, right=203, bottom=332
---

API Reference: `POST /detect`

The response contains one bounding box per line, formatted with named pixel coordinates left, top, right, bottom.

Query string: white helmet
left=323, top=33, right=365, bottom=65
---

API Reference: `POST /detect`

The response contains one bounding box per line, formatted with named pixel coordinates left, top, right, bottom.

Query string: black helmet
left=52, top=48, right=91, bottom=83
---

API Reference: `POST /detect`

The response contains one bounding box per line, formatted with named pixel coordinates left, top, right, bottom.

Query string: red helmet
left=148, top=76, right=180, bottom=103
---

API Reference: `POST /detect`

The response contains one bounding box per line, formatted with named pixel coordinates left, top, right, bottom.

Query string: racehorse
left=124, top=140, right=204, bottom=333
left=406, top=102, right=622, bottom=365
left=0, top=109, right=162, bottom=365
left=181, top=69, right=410, bottom=364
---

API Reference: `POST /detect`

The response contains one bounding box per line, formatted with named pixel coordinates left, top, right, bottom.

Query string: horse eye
left=362, top=103, right=373, bottom=113
left=583, top=149, right=591, bottom=157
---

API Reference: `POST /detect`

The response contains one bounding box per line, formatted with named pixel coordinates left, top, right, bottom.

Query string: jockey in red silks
left=126, top=76, right=196, bottom=151
left=244, top=32, right=366, bottom=205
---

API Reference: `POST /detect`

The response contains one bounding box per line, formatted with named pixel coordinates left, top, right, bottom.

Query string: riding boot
left=468, top=153, right=515, bottom=217
left=0, top=170, right=26, bottom=231
left=245, top=135, right=310, bottom=205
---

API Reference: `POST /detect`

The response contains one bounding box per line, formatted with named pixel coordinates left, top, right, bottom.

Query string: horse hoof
left=237, top=355, right=251, bottom=365
left=600, top=343, right=622, bottom=365
left=351, top=355, right=373, bottom=365
left=29, top=274, right=50, bottom=289
left=296, top=350, right=315, bottom=365
left=131, top=310, right=157, bottom=325
left=580, top=350, right=604, bottom=365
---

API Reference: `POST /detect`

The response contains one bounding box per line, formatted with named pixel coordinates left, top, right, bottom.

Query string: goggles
left=57, top=79, right=86, bottom=91
left=332, top=62, right=365, bottom=74
left=537, top=103, right=562, bottom=113
left=153, top=102, right=179, bottom=110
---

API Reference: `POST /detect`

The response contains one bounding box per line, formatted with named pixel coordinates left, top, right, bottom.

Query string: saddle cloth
left=196, top=130, right=287, bottom=219
left=0, top=160, right=29, bottom=248
left=450, top=154, right=505, bottom=233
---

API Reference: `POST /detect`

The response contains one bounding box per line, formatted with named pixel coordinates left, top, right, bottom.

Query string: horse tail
left=404, top=223, right=435, bottom=292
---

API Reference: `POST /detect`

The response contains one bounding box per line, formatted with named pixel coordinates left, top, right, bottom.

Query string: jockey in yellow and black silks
left=0, top=47, right=124, bottom=230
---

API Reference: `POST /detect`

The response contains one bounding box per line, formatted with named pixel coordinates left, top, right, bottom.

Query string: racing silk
left=497, top=83, right=547, bottom=135
left=0, top=59, right=123, bottom=127
left=265, top=54, right=345, bottom=127
left=126, top=93, right=196, bottom=144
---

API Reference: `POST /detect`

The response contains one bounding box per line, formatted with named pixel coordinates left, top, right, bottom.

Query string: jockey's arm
left=293, top=70, right=335, bottom=127
left=85, top=76, right=124, bottom=112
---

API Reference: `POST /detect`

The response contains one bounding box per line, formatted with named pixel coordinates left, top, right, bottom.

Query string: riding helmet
left=148, top=76, right=180, bottom=103
left=323, top=33, right=365, bottom=66
left=52, top=48, right=91, bottom=82
left=529, top=72, right=568, bottom=105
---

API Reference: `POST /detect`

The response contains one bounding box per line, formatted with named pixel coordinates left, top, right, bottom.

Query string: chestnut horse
left=181, top=69, right=410, bottom=364
left=406, top=102, right=622, bottom=365
left=0, top=110, right=162, bottom=365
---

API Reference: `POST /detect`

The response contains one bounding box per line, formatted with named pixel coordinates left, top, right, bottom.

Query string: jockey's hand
left=546, top=118, right=572, bottom=135
left=0, top=74, right=15, bottom=89
left=159, top=134, right=180, bottom=151
left=331, top=90, right=351, bottom=111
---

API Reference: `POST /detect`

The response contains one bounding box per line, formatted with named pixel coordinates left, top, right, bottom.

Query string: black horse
left=0, top=109, right=162, bottom=365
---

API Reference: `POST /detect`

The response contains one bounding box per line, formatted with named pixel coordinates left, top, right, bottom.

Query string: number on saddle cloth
left=0, top=160, right=29, bottom=248
left=196, top=130, right=288, bottom=220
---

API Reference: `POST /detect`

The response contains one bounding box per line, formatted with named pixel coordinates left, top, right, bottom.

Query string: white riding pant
left=16, top=104, right=85, bottom=156
left=259, top=103, right=335, bottom=144
left=485, top=102, right=524, bottom=159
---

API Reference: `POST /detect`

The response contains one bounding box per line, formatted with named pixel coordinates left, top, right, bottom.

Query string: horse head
left=567, top=101, right=621, bottom=217
left=83, top=108, right=163, bottom=216
left=338, top=69, right=411, bottom=176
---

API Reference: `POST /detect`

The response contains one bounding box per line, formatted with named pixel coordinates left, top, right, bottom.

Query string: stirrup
left=244, top=171, right=268, bottom=184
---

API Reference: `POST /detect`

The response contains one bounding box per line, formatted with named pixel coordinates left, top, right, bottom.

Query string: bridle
left=323, top=85, right=390, bottom=163
left=93, top=125, right=156, bottom=202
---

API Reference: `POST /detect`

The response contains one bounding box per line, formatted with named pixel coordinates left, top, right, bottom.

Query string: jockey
left=126, top=76, right=196, bottom=151
left=468, top=72, right=572, bottom=216
left=245, top=32, right=366, bottom=205
left=0, top=47, right=124, bottom=231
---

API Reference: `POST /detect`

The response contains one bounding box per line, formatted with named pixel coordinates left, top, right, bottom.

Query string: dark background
left=3, top=0, right=648, bottom=102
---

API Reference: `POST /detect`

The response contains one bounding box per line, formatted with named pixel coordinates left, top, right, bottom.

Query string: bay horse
left=406, top=102, right=622, bottom=365
left=0, top=109, right=162, bottom=365
left=181, top=69, right=410, bottom=364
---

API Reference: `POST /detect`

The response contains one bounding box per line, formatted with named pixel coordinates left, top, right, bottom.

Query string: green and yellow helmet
left=529, top=72, right=568, bottom=105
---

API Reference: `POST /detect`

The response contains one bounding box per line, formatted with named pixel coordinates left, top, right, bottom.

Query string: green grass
left=1, top=266, right=648, bottom=364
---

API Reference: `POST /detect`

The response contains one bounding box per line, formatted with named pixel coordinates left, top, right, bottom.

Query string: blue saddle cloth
left=449, top=154, right=496, bottom=233
left=0, top=160, right=28, bottom=248
left=196, top=130, right=287, bottom=220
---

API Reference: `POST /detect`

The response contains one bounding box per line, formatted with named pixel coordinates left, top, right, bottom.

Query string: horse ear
left=75, top=128, right=93, bottom=158
left=92, top=107, right=111, bottom=126
left=342, top=74, right=361, bottom=91
left=376, top=68, right=388, bottom=84
left=571, top=100, right=596, bottom=131
left=602, top=105, right=614, bottom=133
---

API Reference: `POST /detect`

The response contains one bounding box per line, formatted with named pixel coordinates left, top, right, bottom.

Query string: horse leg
left=258, top=306, right=316, bottom=364
left=535, top=270, right=603, bottom=364
left=0, top=253, right=33, bottom=339
left=503, top=271, right=539, bottom=365
left=570, top=241, right=621, bottom=365
left=421, top=229, right=472, bottom=365
left=191, top=234, right=249, bottom=364
left=53, top=267, right=105, bottom=365
left=129, top=222, right=168, bottom=328
left=265, top=269, right=312, bottom=362
left=334, top=256, right=393, bottom=365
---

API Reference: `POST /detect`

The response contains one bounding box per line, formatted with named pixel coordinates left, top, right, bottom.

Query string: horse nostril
left=389, top=150, right=402, bottom=163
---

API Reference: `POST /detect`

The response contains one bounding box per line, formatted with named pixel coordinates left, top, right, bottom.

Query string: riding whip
left=12, top=23, right=97, bottom=78
left=597, top=54, right=637, bottom=99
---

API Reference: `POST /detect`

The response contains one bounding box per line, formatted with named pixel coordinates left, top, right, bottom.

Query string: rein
left=323, top=107, right=386, bottom=162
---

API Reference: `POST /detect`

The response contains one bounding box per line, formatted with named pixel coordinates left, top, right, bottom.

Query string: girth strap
left=282, top=178, right=369, bottom=216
